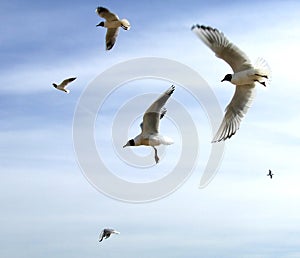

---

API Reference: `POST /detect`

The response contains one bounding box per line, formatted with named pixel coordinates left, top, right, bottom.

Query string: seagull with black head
left=123, top=85, right=175, bottom=164
left=52, top=77, right=76, bottom=93
left=191, top=25, right=271, bottom=142
left=95, top=6, right=130, bottom=50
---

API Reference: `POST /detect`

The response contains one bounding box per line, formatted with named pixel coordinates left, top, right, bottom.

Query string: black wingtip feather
left=192, top=24, right=220, bottom=34
left=191, top=24, right=201, bottom=30
left=168, top=85, right=175, bottom=95
left=106, top=42, right=115, bottom=51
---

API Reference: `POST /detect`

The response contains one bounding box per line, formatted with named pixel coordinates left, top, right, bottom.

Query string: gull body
left=191, top=25, right=271, bottom=142
left=99, top=228, right=120, bottom=242
left=225, top=69, right=268, bottom=86
left=123, top=86, right=175, bottom=163
left=95, top=6, right=130, bottom=50
left=52, top=77, right=76, bottom=93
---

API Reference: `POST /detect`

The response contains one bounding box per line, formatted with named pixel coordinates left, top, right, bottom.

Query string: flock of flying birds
left=51, top=6, right=274, bottom=243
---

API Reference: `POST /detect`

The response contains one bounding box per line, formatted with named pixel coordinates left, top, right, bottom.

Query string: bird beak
left=221, top=78, right=225, bottom=82
left=123, top=143, right=129, bottom=148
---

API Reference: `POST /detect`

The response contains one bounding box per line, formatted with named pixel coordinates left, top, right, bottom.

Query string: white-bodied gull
left=123, top=85, right=175, bottom=164
left=95, top=6, right=130, bottom=50
left=52, top=77, right=76, bottom=93
left=191, top=25, right=271, bottom=142
left=99, top=228, right=120, bottom=242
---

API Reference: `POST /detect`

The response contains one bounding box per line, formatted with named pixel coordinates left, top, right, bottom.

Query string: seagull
left=95, top=6, right=130, bottom=50
left=191, top=25, right=271, bottom=142
left=123, top=85, right=175, bottom=164
left=267, top=169, right=274, bottom=179
left=52, top=77, right=76, bottom=93
left=99, top=228, right=120, bottom=242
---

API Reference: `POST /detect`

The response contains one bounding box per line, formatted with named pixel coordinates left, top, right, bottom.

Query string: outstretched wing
left=142, top=86, right=175, bottom=135
left=60, top=77, right=76, bottom=87
left=212, top=84, right=255, bottom=142
left=140, top=107, right=167, bottom=131
left=191, top=25, right=252, bottom=72
left=99, top=230, right=104, bottom=242
left=105, top=28, right=120, bottom=50
left=96, top=6, right=119, bottom=21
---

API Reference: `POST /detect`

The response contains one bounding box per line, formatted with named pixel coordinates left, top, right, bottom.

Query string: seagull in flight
left=95, top=6, right=130, bottom=50
left=267, top=169, right=274, bottom=179
left=191, top=25, right=271, bottom=142
left=52, top=77, right=76, bottom=93
left=99, top=228, right=120, bottom=242
left=123, top=85, right=175, bottom=164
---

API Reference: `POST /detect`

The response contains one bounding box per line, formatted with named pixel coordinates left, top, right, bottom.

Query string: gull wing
left=142, top=86, right=175, bottom=135
left=96, top=7, right=119, bottom=21
left=105, top=28, right=120, bottom=50
left=140, top=107, right=167, bottom=131
left=60, top=77, right=76, bottom=88
left=99, top=230, right=105, bottom=242
left=191, top=25, right=252, bottom=72
left=212, top=84, right=255, bottom=142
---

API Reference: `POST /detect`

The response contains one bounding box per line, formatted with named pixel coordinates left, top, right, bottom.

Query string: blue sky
left=1, top=0, right=300, bottom=257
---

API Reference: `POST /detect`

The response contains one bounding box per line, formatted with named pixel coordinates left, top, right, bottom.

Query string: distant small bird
left=99, top=228, right=120, bottom=242
left=123, top=85, right=175, bottom=164
left=267, top=169, right=274, bottom=179
left=191, top=25, right=271, bottom=142
left=95, top=6, right=130, bottom=50
left=52, top=77, right=76, bottom=93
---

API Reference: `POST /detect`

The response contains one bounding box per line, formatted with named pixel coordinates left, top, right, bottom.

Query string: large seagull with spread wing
left=192, top=25, right=271, bottom=142
left=123, top=85, right=175, bottom=164
left=95, top=6, right=130, bottom=50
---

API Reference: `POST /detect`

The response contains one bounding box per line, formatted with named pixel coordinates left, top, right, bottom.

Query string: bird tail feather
left=254, top=57, right=272, bottom=85
left=162, top=136, right=174, bottom=145
left=121, top=19, right=130, bottom=30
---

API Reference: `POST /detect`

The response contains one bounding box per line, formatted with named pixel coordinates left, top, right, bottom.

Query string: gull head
left=123, top=139, right=135, bottom=148
left=96, top=21, right=105, bottom=27
left=221, top=74, right=232, bottom=82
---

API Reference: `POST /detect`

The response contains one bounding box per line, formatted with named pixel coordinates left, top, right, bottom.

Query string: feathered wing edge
left=141, top=85, right=175, bottom=134
left=254, top=57, right=272, bottom=86
left=212, top=107, right=243, bottom=142
left=191, top=24, right=252, bottom=72
left=212, top=84, right=255, bottom=142
left=105, top=28, right=120, bottom=50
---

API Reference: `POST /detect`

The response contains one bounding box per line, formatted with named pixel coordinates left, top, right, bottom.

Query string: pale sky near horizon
left=1, top=0, right=300, bottom=257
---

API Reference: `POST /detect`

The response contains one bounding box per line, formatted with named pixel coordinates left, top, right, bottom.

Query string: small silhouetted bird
left=267, top=169, right=274, bottom=179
